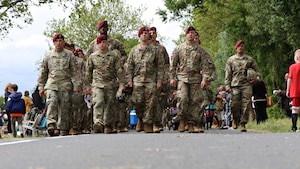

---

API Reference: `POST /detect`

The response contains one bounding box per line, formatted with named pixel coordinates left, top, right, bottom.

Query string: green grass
left=247, top=118, right=294, bottom=133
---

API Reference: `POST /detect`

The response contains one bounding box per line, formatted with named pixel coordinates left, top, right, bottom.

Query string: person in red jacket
left=286, top=49, right=300, bottom=132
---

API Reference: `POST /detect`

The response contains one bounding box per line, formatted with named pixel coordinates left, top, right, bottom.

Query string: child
left=286, top=49, right=300, bottom=132
left=6, top=84, right=26, bottom=137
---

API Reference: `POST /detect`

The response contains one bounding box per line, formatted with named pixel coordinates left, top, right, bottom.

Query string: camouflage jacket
left=203, top=50, right=216, bottom=83
left=72, top=57, right=85, bottom=93
left=153, top=41, right=170, bottom=81
left=126, top=44, right=164, bottom=84
left=224, top=54, right=260, bottom=89
left=85, top=49, right=125, bottom=89
left=170, top=42, right=210, bottom=84
left=38, top=49, right=81, bottom=91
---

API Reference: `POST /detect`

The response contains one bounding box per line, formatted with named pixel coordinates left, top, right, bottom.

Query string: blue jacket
left=6, top=92, right=26, bottom=115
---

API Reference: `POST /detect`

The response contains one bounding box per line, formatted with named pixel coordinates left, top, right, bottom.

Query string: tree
left=43, top=0, right=149, bottom=54
left=160, top=0, right=300, bottom=92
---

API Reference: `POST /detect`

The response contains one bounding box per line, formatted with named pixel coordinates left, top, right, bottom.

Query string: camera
left=117, top=95, right=125, bottom=102
left=273, top=90, right=280, bottom=94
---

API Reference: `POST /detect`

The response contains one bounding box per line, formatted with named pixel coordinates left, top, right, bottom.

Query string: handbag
left=266, top=96, right=274, bottom=107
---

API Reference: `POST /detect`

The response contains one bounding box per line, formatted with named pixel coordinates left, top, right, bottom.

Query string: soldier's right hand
left=39, top=89, right=46, bottom=97
left=170, top=79, right=176, bottom=87
left=127, top=82, right=133, bottom=88
left=225, top=87, right=231, bottom=93
left=85, top=88, right=92, bottom=95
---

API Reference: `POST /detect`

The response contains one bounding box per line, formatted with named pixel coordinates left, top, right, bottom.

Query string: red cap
left=52, top=33, right=64, bottom=42
left=138, top=26, right=148, bottom=37
left=185, top=26, right=196, bottom=35
left=235, top=40, right=244, bottom=49
left=97, top=20, right=108, bottom=30
left=96, top=34, right=108, bottom=44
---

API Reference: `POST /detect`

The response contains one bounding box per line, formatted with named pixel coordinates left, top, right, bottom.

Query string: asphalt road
left=0, top=128, right=300, bottom=169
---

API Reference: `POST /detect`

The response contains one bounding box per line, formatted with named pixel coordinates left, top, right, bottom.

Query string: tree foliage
left=44, top=0, right=148, bottom=54
left=0, top=0, right=86, bottom=39
left=160, top=0, right=300, bottom=92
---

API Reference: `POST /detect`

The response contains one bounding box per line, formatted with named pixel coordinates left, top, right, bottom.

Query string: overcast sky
left=0, top=0, right=183, bottom=96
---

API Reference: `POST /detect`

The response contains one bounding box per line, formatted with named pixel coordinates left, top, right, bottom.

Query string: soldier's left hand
left=201, top=80, right=207, bottom=88
left=157, top=82, right=162, bottom=89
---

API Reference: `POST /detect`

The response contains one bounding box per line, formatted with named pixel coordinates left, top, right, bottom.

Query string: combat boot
left=194, top=124, right=204, bottom=133
left=232, top=120, right=238, bottom=129
left=144, top=123, right=154, bottom=133
left=47, top=124, right=59, bottom=137
left=69, top=128, right=78, bottom=135
left=178, top=120, right=186, bottom=132
left=104, top=126, right=113, bottom=134
left=136, top=120, right=144, bottom=132
left=188, top=123, right=196, bottom=133
left=112, top=128, right=118, bottom=134
left=93, top=123, right=103, bottom=133
left=119, top=126, right=128, bottom=133
left=240, top=124, right=247, bottom=132
left=112, top=122, right=118, bottom=133
left=59, top=130, right=68, bottom=136
left=82, top=128, right=91, bottom=134
left=153, top=124, right=161, bottom=133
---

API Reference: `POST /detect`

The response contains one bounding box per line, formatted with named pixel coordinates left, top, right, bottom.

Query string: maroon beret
left=96, top=34, right=108, bottom=44
left=138, top=26, right=148, bottom=37
left=97, top=20, right=108, bottom=30
left=235, top=40, right=244, bottom=49
left=75, top=48, right=83, bottom=53
left=148, top=27, right=157, bottom=32
left=69, top=43, right=75, bottom=49
left=52, top=33, right=64, bottom=42
left=185, top=26, right=196, bottom=35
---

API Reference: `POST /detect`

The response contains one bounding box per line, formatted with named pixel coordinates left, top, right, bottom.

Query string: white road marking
left=0, top=139, right=35, bottom=146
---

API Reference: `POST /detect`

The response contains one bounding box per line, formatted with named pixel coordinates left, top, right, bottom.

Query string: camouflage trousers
left=115, top=102, right=129, bottom=128
left=70, top=94, right=87, bottom=131
left=46, top=90, right=72, bottom=131
left=81, top=95, right=93, bottom=130
left=156, top=92, right=169, bottom=126
left=198, top=89, right=213, bottom=126
left=81, top=106, right=92, bottom=131
left=92, top=87, right=116, bottom=127
left=176, top=81, right=204, bottom=124
left=131, top=82, right=157, bottom=124
left=231, top=85, right=252, bottom=124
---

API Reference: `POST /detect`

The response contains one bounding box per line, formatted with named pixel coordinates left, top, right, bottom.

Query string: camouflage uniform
left=70, top=56, right=86, bottom=134
left=38, top=49, right=81, bottom=133
left=126, top=44, right=164, bottom=128
left=170, top=43, right=210, bottom=131
left=152, top=41, right=170, bottom=129
left=224, top=54, right=260, bottom=126
left=86, top=37, right=128, bottom=131
left=199, top=52, right=216, bottom=128
left=85, top=49, right=125, bottom=130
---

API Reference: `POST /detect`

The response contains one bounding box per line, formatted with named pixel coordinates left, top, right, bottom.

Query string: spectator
left=32, top=86, right=45, bottom=110
left=252, top=78, right=268, bottom=124
left=6, top=84, right=25, bottom=137
left=274, top=73, right=292, bottom=118
left=286, top=49, right=300, bottom=132
left=23, top=90, right=33, bottom=113
left=4, top=83, right=12, bottom=134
